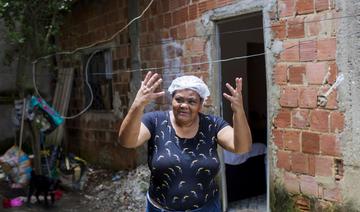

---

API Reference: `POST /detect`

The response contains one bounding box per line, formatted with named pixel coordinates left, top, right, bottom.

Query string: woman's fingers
left=235, top=77, right=242, bottom=93
left=145, top=73, right=159, bottom=87
left=153, top=91, right=165, bottom=98
left=225, top=83, right=236, bottom=96
left=150, top=78, right=163, bottom=92
left=223, top=93, right=234, bottom=102
left=143, top=71, right=152, bottom=85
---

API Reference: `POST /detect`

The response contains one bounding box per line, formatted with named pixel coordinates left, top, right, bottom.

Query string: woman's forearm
left=233, top=109, right=252, bottom=153
left=118, top=103, right=145, bottom=148
left=118, top=72, right=164, bottom=148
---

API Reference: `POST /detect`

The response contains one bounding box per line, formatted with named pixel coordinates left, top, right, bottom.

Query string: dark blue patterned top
left=142, top=111, right=229, bottom=210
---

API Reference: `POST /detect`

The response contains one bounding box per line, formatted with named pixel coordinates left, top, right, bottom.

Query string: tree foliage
left=0, top=0, right=73, bottom=61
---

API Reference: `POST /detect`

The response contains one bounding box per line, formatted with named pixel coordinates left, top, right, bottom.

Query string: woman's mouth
left=178, top=111, right=189, bottom=116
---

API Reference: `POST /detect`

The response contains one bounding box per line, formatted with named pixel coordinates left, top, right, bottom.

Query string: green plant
left=0, top=0, right=73, bottom=97
left=270, top=182, right=299, bottom=212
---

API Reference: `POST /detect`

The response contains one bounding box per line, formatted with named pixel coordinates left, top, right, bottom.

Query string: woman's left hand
left=223, top=77, right=244, bottom=113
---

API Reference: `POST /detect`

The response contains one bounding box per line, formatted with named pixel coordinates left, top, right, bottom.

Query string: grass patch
left=270, top=182, right=299, bottom=212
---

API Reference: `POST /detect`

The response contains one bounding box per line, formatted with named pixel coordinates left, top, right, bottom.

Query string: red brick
left=273, top=129, right=284, bottom=149
left=169, top=0, right=186, bottom=11
left=292, top=109, right=309, bottom=129
left=280, top=87, right=299, bottom=107
left=315, top=0, right=329, bottom=12
left=284, top=172, right=300, bottom=193
left=206, top=0, right=216, bottom=11
left=274, top=109, right=291, bottom=128
left=185, top=38, right=205, bottom=54
left=317, top=38, right=336, bottom=61
left=300, top=40, right=317, bottom=62
left=148, top=18, right=155, bottom=32
left=198, top=1, right=207, bottom=14
left=299, top=87, right=318, bottom=108
left=319, top=86, right=338, bottom=109
left=308, top=154, right=316, bottom=176
left=320, top=134, right=341, bottom=156
left=189, top=3, right=198, bottom=20
left=299, top=175, right=319, bottom=196
left=284, top=130, right=301, bottom=151
left=272, top=20, right=286, bottom=40
left=328, top=62, right=338, bottom=84
left=310, top=110, right=329, bottom=132
left=160, top=0, right=170, bottom=12
left=288, top=65, right=306, bottom=84
left=305, top=13, right=337, bottom=37
left=279, top=0, right=295, bottom=17
left=315, top=156, right=333, bottom=176
left=277, top=150, right=291, bottom=170
left=287, top=17, right=305, bottom=38
left=163, top=13, right=172, bottom=28
left=302, top=131, right=320, bottom=154
left=330, top=111, right=345, bottom=133
left=304, top=14, right=319, bottom=36
left=296, top=0, right=314, bottom=14
left=306, top=62, right=327, bottom=85
left=281, top=41, right=300, bottom=62
left=198, top=0, right=216, bottom=14
left=291, top=152, right=309, bottom=174
left=273, top=63, right=287, bottom=85
left=323, top=186, right=342, bottom=202
left=173, top=7, right=189, bottom=26
left=177, top=24, right=187, bottom=39
left=216, top=0, right=233, bottom=7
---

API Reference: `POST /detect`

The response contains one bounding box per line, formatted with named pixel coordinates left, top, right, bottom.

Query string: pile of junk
left=0, top=96, right=87, bottom=209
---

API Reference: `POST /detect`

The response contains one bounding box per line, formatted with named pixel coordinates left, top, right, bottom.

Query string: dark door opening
left=217, top=12, right=267, bottom=208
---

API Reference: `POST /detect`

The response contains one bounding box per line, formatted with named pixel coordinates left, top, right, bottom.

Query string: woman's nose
left=180, top=103, right=188, bottom=108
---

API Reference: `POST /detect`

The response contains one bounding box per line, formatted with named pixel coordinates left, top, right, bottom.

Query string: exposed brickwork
left=302, top=131, right=320, bottom=154
left=288, top=65, right=306, bottom=84
left=58, top=0, right=345, bottom=206
left=271, top=0, right=343, bottom=205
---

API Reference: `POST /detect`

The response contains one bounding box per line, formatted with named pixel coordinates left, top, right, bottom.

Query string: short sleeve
left=141, top=111, right=156, bottom=134
left=211, top=115, right=229, bottom=133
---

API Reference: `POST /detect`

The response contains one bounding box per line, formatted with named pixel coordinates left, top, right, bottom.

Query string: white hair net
left=168, top=75, right=210, bottom=99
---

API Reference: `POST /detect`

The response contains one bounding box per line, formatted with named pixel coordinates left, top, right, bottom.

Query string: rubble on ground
left=81, top=164, right=150, bottom=212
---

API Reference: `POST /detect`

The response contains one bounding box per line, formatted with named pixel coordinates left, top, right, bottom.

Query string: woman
left=119, top=72, right=252, bottom=212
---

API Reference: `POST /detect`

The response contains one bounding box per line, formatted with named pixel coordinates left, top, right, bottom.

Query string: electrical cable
left=30, top=12, right=360, bottom=78
left=27, top=9, right=360, bottom=119
left=62, top=50, right=99, bottom=119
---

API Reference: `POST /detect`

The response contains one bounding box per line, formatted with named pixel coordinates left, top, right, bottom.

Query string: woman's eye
left=175, top=98, right=184, bottom=103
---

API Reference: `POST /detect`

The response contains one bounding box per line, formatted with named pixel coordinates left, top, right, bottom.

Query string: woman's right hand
left=133, top=71, right=165, bottom=107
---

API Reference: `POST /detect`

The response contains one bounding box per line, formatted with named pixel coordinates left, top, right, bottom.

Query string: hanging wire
left=30, top=12, right=360, bottom=79
left=63, top=50, right=100, bottom=119
left=26, top=9, right=360, bottom=119
left=31, top=0, right=155, bottom=66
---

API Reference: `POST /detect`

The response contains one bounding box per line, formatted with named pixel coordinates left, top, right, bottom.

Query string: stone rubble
left=81, top=164, right=150, bottom=212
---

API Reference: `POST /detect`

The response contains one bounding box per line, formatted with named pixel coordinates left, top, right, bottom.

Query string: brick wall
left=59, top=0, right=235, bottom=169
left=59, top=0, right=346, bottom=206
left=60, top=0, right=136, bottom=170
left=272, top=0, right=344, bottom=204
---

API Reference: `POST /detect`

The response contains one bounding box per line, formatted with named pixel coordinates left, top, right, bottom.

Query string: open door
left=217, top=12, right=267, bottom=211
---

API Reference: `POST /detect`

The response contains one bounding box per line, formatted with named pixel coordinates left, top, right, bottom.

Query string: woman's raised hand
left=134, top=71, right=165, bottom=107
left=223, top=77, right=244, bottom=113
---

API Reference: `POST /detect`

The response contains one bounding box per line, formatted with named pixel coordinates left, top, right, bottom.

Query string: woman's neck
left=170, top=111, right=199, bottom=138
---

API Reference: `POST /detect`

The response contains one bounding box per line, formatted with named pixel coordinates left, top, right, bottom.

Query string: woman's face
left=172, top=89, right=202, bottom=125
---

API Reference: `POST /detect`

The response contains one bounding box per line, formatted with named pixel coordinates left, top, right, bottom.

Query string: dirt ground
left=0, top=164, right=149, bottom=212
left=0, top=164, right=266, bottom=212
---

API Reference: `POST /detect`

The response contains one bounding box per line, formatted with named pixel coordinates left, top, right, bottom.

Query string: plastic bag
left=0, top=145, right=32, bottom=188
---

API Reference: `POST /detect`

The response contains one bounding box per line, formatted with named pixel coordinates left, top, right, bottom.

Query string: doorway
left=217, top=12, right=267, bottom=210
